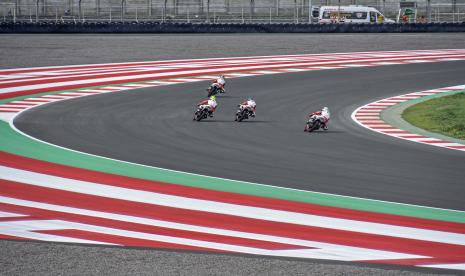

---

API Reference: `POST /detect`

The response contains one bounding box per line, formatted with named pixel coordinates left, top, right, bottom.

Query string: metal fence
left=1, top=2, right=464, bottom=23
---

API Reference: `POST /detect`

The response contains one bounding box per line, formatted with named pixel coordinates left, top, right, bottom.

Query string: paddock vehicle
left=318, top=5, right=394, bottom=24
left=193, top=105, right=211, bottom=121
left=235, top=106, right=255, bottom=122
left=206, top=83, right=225, bottom=97
left=304, top=114, right=324, bottom=132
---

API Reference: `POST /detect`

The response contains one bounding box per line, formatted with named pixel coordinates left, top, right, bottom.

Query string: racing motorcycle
left=304, top=114, right=323, bottom=132
left=206, top=83, right=225, bottom=97
left=235, top=106, right=254, bottom=122
left=193, top=105, right=210, bottom=121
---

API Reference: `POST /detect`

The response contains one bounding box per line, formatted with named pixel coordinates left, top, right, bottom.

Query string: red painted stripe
left=0, top=54, right=295, bottom=74
left=361, top=122, right=389, bottom=125
left=382, top=130, right=411, bottom=134
left=0, top=234, right=31, bottom=241
left=2, top=51, right=464, bottom=78
left=1, top=152, right=465, bottom=234
left=3, top=53, right=465, bottom=100
left=2, top=102, right=37, bottom=106
left=38, top=226, right=306, bottom=251
left=365, top=104, right=392, bottom=107
left=0, top=58, right=368, bottom=89
left=0, top=184, right=312, bottom=250
left=19, top=99, right=54, bottom=103
left=2, top=199, right=465, bottom=265
left=420, top=140, right=453, bottom=144
left=39, top=229, right=225, bottom=252
left=448, top=145, right=465, bottom=149
left=369, top=126, right=395, bottom=129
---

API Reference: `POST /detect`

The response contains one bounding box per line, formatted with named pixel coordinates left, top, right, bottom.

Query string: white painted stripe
left=8, top=101, right=38, bottom=105
left=420, top=263, right=465, bottom=270
left=405, top=60, right=433, bottom=63
left=252, top=70, right=281, bottom=74
left=312, top=66, right=343, bottom=70
left=0, top=198, right=425, bottom=261
left=344, top=64, right=371, bottom=67
left=1, top=104, right=34, bottom=108
left=0, top=108, right=22, bottom=112
left=76, top=89, right=107, bottom=93
left=224, top=73, right=258, bottom=77
left=121, top=84, right=154, bottom=88
left=19, top=98, right=55, bottom=102
left=371, top=103, right=398, bottom=106
left=378, top=99, right=408, bottom=103
left=432, top=143, right=464, bottom=147
left=59, top=92, right=94, bottom=96
left=1, top=50, right=464, bottom=76
left=0, top=220, right=117, bottom=245
left=365, top=125, right=393, bottom=128
left=437, top=58, right=465, bottom=61
left=372, top=62, right=403, bottom=65
left=96, top=86, right=133, bottom=91
left=144, top=81, right=177, bottom=85
left=41, top=95, right=74, bottom=99
left=172, top=78, right=204, bottom=82
left=196, top=75, right=218, bottom=79
left=2, top=166, right=465, bottom=246
left=279, top=68, right=308, bottom=72
left=0, top=113, right=15, bottom=122
left=0, top=211, right=27, bottom=217
left=355, top=117, right=380, bottom=120
left=3, top=53, right=465, bottom=95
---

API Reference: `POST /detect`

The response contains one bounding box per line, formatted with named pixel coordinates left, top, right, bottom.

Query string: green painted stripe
left=2, top=118, right=464, bottom=223
left=381, top=89, right=465, bottom=145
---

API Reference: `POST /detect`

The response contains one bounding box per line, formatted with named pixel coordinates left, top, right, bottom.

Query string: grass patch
left=402, top=92, right=465, bottom=140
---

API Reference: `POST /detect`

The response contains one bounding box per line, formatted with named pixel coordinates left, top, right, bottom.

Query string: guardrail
left=1, top=3, right=465, bottom=24
left=1, top=21, right=464, bottom=33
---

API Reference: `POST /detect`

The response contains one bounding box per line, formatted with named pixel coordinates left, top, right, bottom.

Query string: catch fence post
left=35, top=0, right=39, bottom=22
left=308, top=0, right=312, bottom=23
left=241, top=7, right=244, bottom=23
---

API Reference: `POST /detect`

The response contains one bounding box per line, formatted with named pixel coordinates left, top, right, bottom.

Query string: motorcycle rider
left=309, top=107, right=330, bottom=130
left=208, top=75, right=226, bottom=95
left=237, top=97, right=257, bottom=118
left=215, top=75, right=226, bottom=91
left=197, top=95, right=218, bottom=118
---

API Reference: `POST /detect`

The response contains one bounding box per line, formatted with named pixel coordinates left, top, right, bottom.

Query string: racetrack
left=15, top=61, right=465, bottom=210
left=2, top=34, right=465, bottom=275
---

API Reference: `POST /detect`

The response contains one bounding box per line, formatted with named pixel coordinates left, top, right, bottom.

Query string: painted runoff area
left=352, top=85, right=465, bottom=152
left=1, top=50, right=465, bottom=270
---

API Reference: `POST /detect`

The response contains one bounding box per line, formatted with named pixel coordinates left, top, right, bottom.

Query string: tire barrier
left=1, top=21, right=465, bottom=33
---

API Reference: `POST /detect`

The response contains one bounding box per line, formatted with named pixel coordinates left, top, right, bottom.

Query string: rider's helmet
left=220, top=75, right=225, bottom=80
left=210, top=95, right=217, bottom=101
left=322, top=107, right=329, bottom=113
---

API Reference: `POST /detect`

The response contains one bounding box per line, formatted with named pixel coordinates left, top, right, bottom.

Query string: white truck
left=318, top=5, right=394, bottom=24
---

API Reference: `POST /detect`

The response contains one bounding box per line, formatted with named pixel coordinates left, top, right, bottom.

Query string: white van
left=318, top=5, right=394, bottom=24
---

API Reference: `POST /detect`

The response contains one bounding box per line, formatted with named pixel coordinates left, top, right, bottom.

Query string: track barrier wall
left=1, top=21, right=465, bottom=33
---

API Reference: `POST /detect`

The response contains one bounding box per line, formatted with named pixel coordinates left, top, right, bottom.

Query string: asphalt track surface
left=3, top=34, right=465, bottom=275
left=15, top=61, right=465, bottom=210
